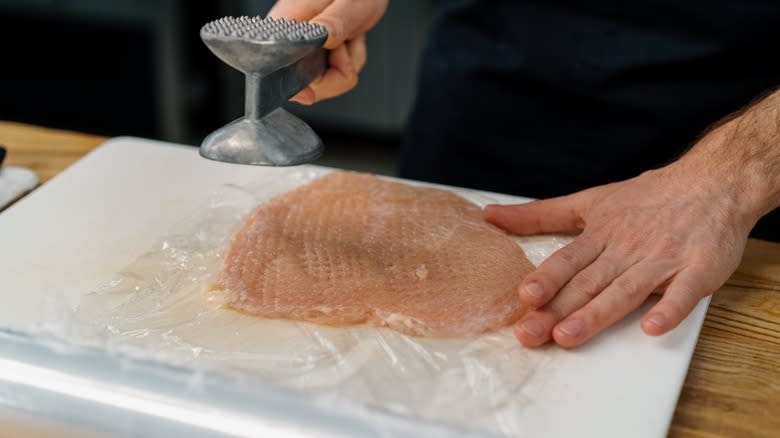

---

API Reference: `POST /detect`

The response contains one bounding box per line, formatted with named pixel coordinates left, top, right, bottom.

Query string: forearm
left=676, top=88, right=780, bottom=225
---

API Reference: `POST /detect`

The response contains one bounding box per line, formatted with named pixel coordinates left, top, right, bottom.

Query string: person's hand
left=483, top=119, right=777, bottom=348
left=268, top=0, right=388, bottom=105
left=485, top=164, right=753, bottom=348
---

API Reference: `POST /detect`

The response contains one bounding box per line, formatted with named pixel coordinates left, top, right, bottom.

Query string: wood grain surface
left=669, top=240, right=780, bottom=438
left=0, top=121, right=107, bottom=183
left=1, top=120, right=779, bottom=437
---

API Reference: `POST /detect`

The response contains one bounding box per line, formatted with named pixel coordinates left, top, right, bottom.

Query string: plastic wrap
left=73, top=168, right=575, bottom=437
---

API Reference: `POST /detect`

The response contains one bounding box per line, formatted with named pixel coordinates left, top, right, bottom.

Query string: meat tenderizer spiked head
left=200, top=16, right=328, bottom=166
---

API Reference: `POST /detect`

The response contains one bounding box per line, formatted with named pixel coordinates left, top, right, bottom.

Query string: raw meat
left=217, top=171, right=534, bottom=336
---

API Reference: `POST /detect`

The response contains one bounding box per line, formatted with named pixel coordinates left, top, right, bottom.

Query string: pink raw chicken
left=218, top=171, right=534, bottom=337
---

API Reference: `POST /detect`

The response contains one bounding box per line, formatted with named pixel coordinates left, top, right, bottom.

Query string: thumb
left=269, top=0, right=379, bottom=49
left=484, top=193, right=588, bottom=235
left=267, top=0, right=325, bottom=21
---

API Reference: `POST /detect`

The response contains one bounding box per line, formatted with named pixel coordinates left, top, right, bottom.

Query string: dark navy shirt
left=400, top=0, right=780, bottom=241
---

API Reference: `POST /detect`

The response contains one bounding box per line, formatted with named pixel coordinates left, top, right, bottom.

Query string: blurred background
left=0, top=0, right=435, bottom=175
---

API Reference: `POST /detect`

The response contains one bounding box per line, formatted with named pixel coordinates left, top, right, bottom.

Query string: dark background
left=0, top=2, right=218, bottom=141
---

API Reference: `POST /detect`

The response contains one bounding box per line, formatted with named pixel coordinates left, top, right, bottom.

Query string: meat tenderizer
left=200, top=16, right=328, bottom=166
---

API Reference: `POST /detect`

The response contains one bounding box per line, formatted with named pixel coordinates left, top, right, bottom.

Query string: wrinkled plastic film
left=73, top=168, right=575, bottom=437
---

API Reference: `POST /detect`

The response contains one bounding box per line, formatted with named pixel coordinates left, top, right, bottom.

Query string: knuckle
left=691, top=250, right=725, bottom=271
left=662, top=282, right=704, bottom=321
left=616, top=234, right=645, bottom=255
left=654, top=234, right=684, bottom=257
left=577, top=308, right=602, bottom=332
left=661, top=300, right=686, bottom=322
left=671, top=280, right=697, bottom=299
left=555, top=247, right=579, bottom=266
left=570, top=272, right=603, bottom=299
left=612, top=275, right=640, bottom=298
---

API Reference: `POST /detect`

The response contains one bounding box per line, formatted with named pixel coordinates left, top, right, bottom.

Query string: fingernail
left=520, top=319, right=545, bottom=337
left=557, top=320, right=583, bottom=338
left=647, top=314, right=666, bottom=328
left=524, top=282, right=544, bottom=298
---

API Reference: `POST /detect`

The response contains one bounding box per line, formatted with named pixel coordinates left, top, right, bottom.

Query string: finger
left=552, top=260, right=678, bottom=347
left=312, top=0, right=381, bottom=48
left=290, top=86, right=316, bottom=105
left=516, top=251, right=622, bottom=346
left=348, top=35, right=368, bottom=72
left=269, top=0, right=337, bottom=106
left=287, top=35, right=366, bottom=105
left=303, top=44, right=358, bottom=103
left=268, top=0, right=334, bottom=21
left=518, top=234, right=604, bottom=309
left=484, top=194, right=587, bottom=236
left=523, top=247, right=619, bottom=308
left=641, top=269, right=711, bottom=336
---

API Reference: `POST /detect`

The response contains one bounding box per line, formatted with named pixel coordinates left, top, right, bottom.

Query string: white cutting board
left=0, top=166, right=39, bottom=211
left=0, top=137, right=709, bottom=437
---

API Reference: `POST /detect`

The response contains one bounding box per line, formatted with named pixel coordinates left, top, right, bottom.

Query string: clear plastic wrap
left=73, top=168, right=575, bottom=437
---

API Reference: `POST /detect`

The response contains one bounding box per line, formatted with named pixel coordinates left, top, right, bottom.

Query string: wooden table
left=1, top=120, right=778, bottom=437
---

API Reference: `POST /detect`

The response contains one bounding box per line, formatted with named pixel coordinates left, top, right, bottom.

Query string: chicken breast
left=218, top=171, right=534, bottom=337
